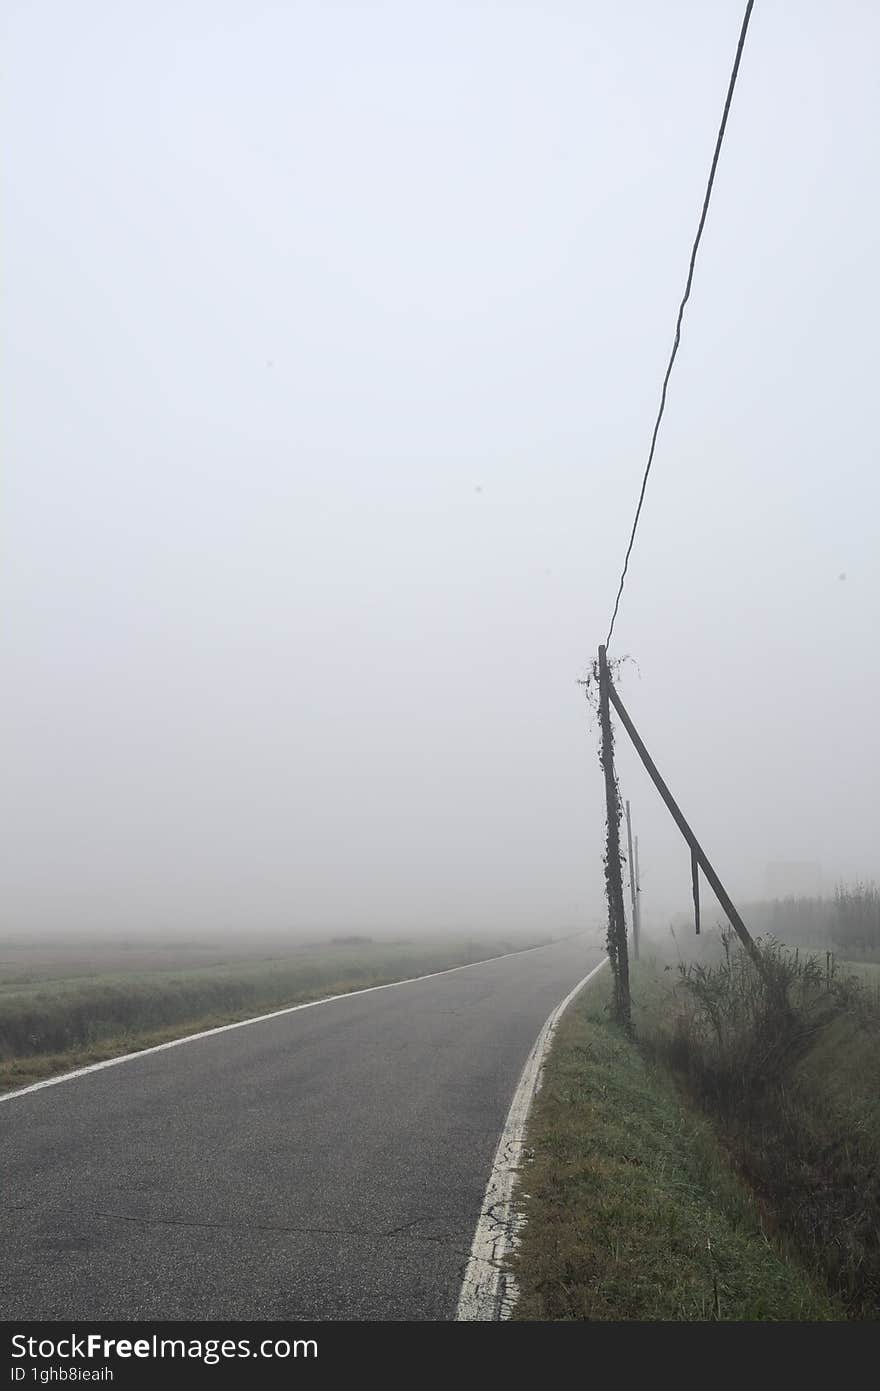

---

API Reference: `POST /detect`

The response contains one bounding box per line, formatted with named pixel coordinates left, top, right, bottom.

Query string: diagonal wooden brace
left=605, top=676, right=761, bottom=968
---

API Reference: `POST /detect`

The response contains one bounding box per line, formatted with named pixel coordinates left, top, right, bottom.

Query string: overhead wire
left=605, top=0, right=756, bottom=650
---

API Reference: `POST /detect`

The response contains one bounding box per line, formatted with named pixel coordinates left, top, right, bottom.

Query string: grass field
left=0, top=928, right=552, bottom=1092
left=840, top=958, right=880, bottom=995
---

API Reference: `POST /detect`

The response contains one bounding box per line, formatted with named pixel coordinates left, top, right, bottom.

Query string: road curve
left=0, top=935, right=600, bottom=1320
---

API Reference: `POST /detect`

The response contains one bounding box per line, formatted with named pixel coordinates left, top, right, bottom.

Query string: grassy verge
left=509, top=967, right=840, bottom=1320
left=638, top=938, right=880, bottom=1315
left=0, top=932, right=549, bottom=1092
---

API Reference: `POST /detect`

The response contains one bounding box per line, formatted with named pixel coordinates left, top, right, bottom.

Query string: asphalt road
left=0, top=935, right=601, bottom=1320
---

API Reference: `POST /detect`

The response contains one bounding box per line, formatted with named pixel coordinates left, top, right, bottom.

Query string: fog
left=3, top=1, right=878, bottom=939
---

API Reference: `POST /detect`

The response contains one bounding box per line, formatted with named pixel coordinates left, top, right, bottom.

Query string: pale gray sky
left=3, top=1, right=878, bottom=936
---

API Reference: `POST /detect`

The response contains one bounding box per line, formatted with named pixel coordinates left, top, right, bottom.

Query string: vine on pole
left=597, top=646, right=632, bottom=1027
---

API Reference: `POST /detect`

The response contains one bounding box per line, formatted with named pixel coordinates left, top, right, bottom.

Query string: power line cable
left=605, top=0, right=756, bottom=650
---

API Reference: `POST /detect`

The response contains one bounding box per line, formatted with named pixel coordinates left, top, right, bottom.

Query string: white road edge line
left=454, top=956, right=608, bottom=1322
left=0, top=938, right=583, bottom=1104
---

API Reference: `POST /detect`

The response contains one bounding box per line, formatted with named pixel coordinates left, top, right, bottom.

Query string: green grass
left=509, top=968, right=840, bottom=1321
left=839, top=959, right=880, bottom=998
left=0, top=931, right=549, bottom=1092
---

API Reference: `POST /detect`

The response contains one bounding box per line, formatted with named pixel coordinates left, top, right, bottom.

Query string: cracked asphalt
left=0, top=935, right=600, bottom=1320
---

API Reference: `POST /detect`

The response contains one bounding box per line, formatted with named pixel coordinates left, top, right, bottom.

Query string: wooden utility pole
left=598, top=645, right=631, bottom=1026
left=625, top=800, right=639, bottom=962
left=691, top=847, right=701, bottom=936
left=634, top=834, right=642, bottom=949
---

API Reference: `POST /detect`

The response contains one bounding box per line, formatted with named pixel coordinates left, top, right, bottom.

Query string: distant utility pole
left=625, top=800, right=640, bottom=962
left=598, top=645, right=631, bottom=1027
left=634, top=834, right=642, bottom=951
